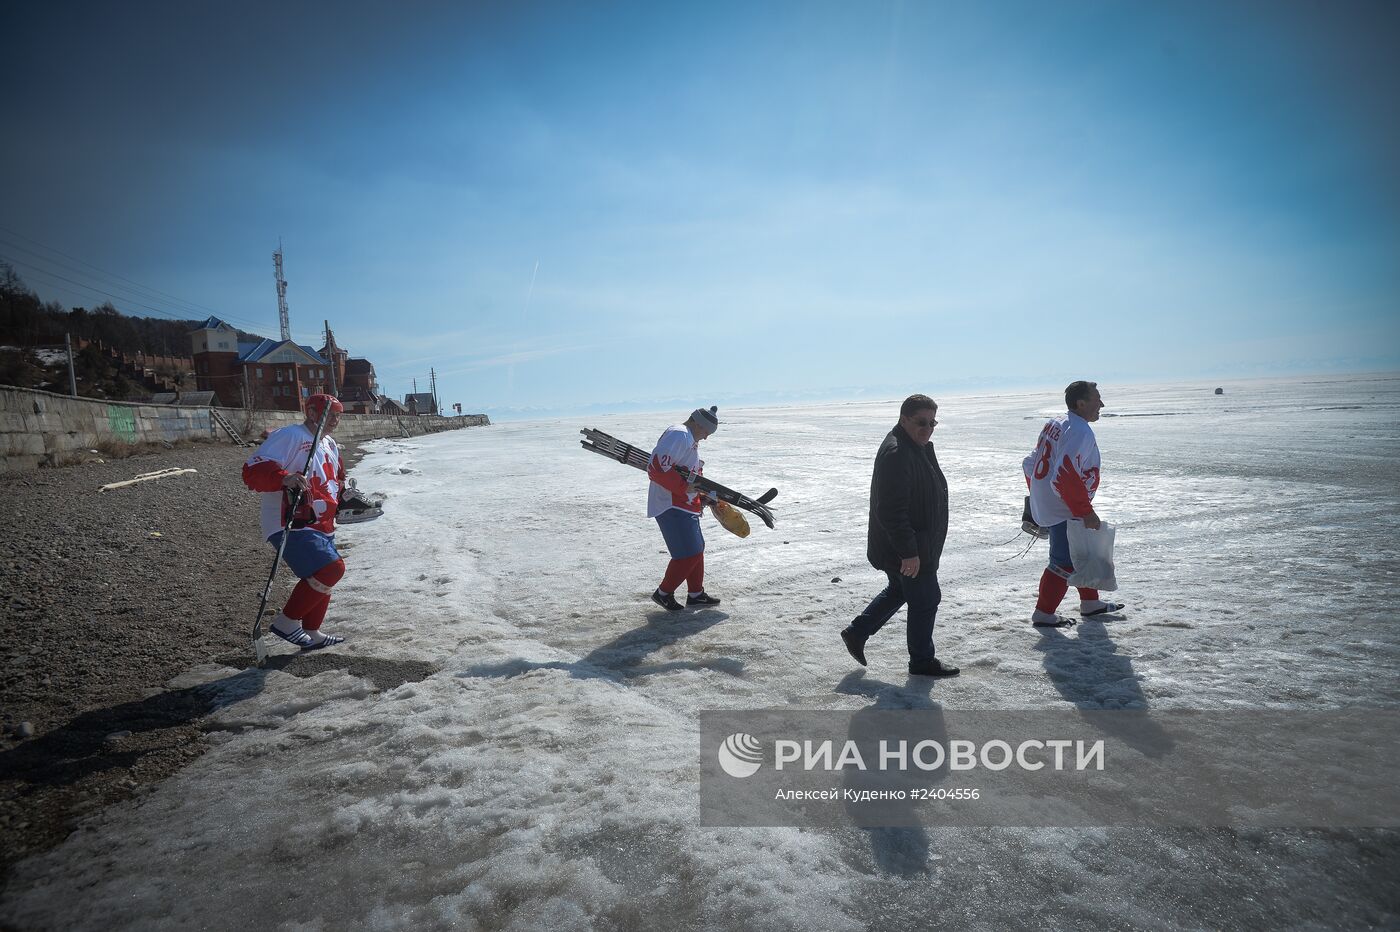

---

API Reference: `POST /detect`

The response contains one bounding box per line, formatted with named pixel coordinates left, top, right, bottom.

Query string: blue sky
left=3, top=1, right=1397, bottom=417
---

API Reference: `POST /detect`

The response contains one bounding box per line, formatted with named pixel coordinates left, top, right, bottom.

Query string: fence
left=0, top=385, right=489, bottom=472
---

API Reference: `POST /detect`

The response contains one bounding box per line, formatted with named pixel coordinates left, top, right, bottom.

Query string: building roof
left=238, top=339, right=275, bottom=362
left=190, top=316, right=236, bottom=333
left=237, top=339, right=328, bottom=365
left=345, top=358, right=374, bottom=375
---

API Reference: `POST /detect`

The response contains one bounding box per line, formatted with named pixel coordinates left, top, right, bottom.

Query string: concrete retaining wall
left=0, top=385, right=490, bottom=472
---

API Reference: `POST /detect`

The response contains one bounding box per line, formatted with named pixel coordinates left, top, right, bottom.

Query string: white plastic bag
left=1067, top=520, right=1118, bottom=591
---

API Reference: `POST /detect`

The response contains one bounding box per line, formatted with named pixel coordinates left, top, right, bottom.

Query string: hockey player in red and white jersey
left=241, top=393, right=349, bottom=649
left=1022, top=381, right=1125, bottom=628
left=646, top=406, right=723, bottom=611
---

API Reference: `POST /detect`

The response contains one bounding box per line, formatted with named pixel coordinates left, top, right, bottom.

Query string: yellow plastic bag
left=711, top=500, right=750, bottom=538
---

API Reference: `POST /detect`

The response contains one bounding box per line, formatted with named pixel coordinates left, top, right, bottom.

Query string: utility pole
left=65, top=332, right=77, bottom=396
left=429, top=368, right=438, bottom=415
left=273, top=240, right=291, bottom=342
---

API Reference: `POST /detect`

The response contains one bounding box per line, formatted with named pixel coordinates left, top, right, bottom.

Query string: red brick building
left=190, top=317, right=335, bottom=411
left=318, top=329, right=349, bottom=400
left=340, top=358, right=380, bottom=414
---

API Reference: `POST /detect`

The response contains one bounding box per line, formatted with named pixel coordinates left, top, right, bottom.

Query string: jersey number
left=1032, top=439, right=1053, bottom=480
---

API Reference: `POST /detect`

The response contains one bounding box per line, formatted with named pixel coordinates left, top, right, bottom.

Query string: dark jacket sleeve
left=873, top=439, right=919, bottom=560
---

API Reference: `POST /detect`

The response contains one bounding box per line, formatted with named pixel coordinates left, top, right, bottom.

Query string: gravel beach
left=0, top=440, right=370, bottom=883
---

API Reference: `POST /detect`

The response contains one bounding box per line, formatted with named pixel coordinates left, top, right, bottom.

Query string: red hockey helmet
left=305, top=393, right=344, bottom=423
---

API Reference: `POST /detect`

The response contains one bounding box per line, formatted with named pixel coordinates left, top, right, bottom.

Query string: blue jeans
left=850, top=568, right=941, bottom=663
left=1048, top=521, right=1071, bottom=571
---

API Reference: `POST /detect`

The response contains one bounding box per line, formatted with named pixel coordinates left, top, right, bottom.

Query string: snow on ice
left=3, top=375, right=1397, bottom=930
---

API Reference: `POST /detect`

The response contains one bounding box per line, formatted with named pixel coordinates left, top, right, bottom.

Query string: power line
left=0, top=251, right=322, bottom=346
left=0, top=225, right=320, bottom=342
left=0, top=223, right=239, bottom=321
left=0, top=254, right=192, bottom=320
left=0, top=233, right=230, bottom=323
left=2, top=271, right=99, bottom=313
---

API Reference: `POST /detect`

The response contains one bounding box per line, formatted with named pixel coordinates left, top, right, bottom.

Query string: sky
left=2, top=0, right=1397, bottom=417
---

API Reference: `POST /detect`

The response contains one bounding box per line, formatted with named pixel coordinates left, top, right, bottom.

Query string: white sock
left=305, top=630, right=327, bottom=646
left=1031, top=609, right=1063, bottom=624
left=270, top=613, right=301, bottom=634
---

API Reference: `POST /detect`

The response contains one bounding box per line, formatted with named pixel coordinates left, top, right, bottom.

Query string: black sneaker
left=840, top=627, right=867, bottom=667
left=908, top=657, right=960, bottom=678
left=1021, top=495, right=1050, bottom=540
left=651, top=589, right=683, bottom=612
left=686, top=592, right=721, bottom=607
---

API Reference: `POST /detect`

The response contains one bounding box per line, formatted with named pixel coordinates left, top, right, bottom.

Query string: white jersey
left=243, top=424, right=343, bottom=539
left=1023, top=411, right=1100, bottom=527
left=647, top=424, right=704, bottom=518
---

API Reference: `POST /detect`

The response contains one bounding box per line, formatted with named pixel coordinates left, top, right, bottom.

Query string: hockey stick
left=578, top=427, right=778, bottom=528
left=251, top=405, right=335, bottom=665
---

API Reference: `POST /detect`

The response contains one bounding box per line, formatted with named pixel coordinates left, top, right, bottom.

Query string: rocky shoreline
left=0, top=440, right=372, bottom=883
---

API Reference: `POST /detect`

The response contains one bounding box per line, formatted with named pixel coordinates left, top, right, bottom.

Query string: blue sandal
left=302, top=633, right=345, bottom=651
left=269, top=623, right=314, bottom=647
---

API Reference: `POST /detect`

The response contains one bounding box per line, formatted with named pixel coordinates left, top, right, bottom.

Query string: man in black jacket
left=841, top=394, right=960, bottom=677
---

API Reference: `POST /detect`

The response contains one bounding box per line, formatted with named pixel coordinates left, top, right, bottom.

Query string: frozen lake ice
left=4, top=374, right=1398, bottom=930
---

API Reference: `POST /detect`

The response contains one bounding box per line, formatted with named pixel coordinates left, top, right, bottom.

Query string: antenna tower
left=273, top=241, right=291, bottom=341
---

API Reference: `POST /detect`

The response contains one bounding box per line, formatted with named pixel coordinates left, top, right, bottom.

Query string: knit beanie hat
left=690, top=405, right=719, bottom=430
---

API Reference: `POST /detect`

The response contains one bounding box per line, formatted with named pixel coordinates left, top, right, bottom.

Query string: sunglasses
left=909, top=416, right=938, bottom=428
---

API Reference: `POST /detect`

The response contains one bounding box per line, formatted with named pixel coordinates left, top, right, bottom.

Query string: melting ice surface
left=5, top=375, right=1399, bottom=930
